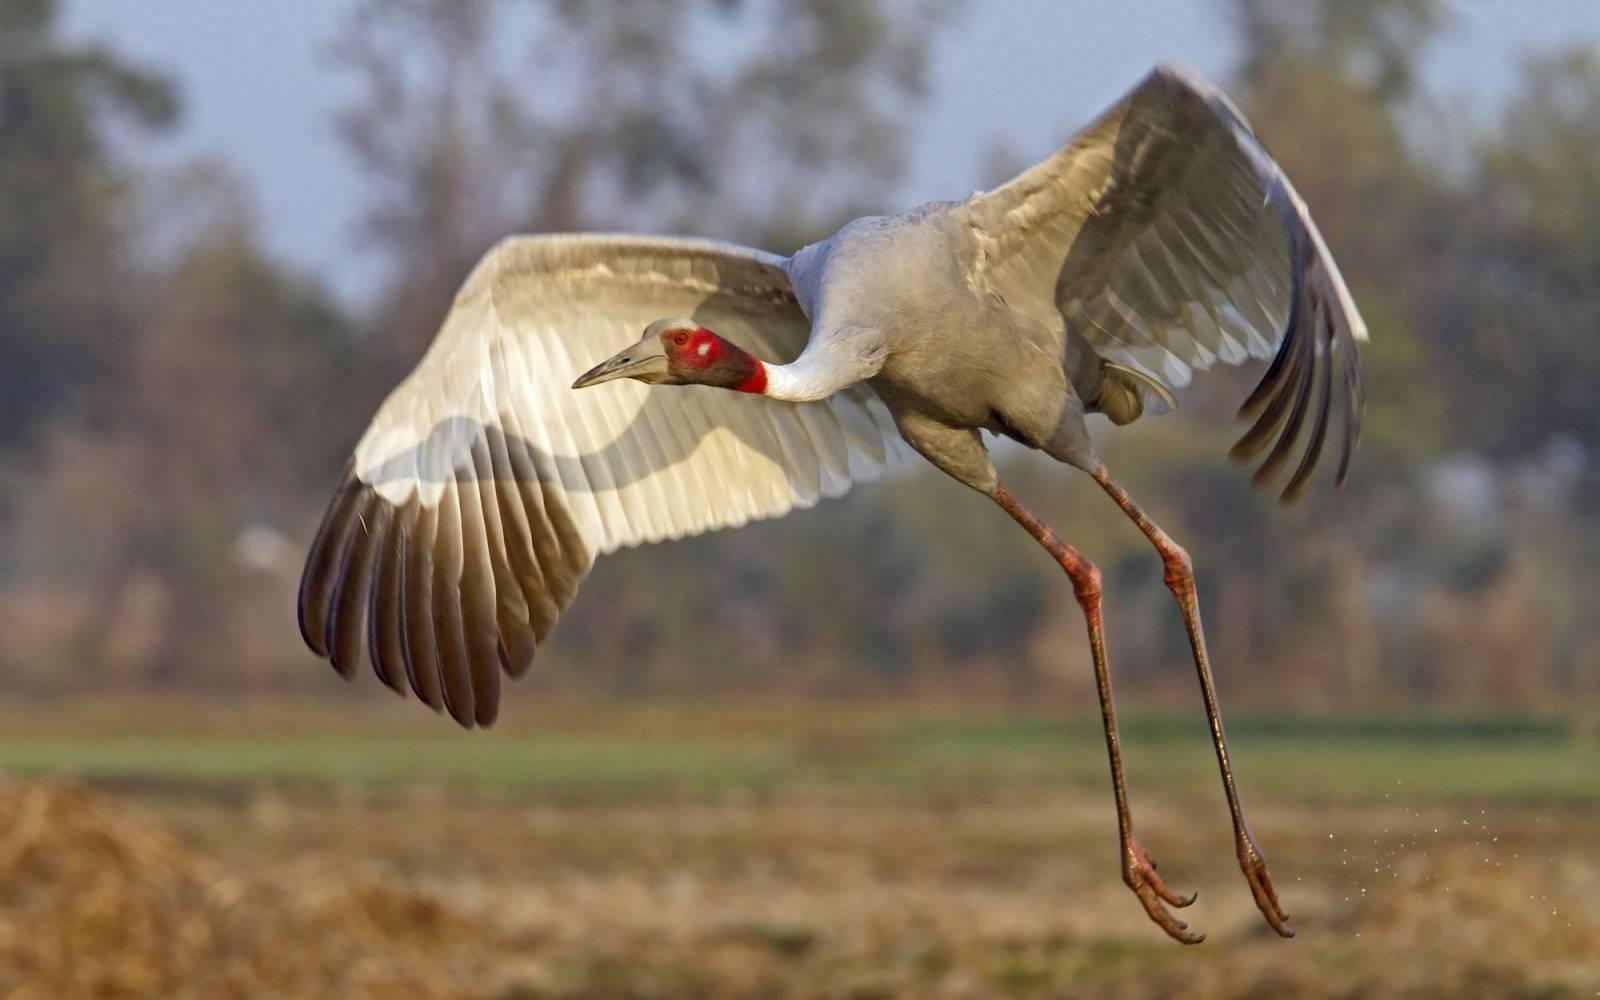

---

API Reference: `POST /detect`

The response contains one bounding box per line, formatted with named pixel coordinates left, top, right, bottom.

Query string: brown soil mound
left=0, top=781, right=512, bottom=1000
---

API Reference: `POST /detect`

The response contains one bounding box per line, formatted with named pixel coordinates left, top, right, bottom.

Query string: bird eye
left=674, top=331, right=690, bottom=346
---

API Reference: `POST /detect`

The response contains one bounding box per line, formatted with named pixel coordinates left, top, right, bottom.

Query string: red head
left=572, top=318, right=767, bottom=394
left=659, top=322, right=768, bottom=393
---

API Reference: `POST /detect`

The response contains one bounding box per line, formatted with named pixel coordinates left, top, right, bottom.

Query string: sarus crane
left=299, top=64, right=1365, bottom=943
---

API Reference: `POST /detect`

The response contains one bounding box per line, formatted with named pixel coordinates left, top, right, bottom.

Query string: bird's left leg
left=992, top=483, right=1202, bottom=945
left=1088, top=463, right=1294, bottom=938
left=891, top=411, right=1200, bottom=942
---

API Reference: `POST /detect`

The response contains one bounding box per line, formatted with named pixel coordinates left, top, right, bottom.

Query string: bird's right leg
left=1086, top=465, right=1292, bottom=939
left=992, top=482, right=1203, bottom=945
left=887, top=411, right=1201, bottom=943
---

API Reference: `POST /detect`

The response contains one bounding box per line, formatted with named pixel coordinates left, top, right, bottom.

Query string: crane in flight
left=300, top=63, right=1365, bottom=943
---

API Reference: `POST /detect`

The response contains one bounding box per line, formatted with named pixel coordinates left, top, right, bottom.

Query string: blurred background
left=1, top=0, right=1597, bottom=996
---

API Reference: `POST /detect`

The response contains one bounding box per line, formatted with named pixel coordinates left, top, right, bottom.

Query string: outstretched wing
left=956, top=62, right=1367, bottom=501
left=298, top=234, right=902, bottom=726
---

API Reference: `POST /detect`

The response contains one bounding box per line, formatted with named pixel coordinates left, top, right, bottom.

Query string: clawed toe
left=1238, top=833, right=1294, bottom=938
left=1125, top=840, right=1205, bottom=944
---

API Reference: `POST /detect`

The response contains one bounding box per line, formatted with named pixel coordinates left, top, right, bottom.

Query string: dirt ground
left=0, top=779, right=1596, bottom=999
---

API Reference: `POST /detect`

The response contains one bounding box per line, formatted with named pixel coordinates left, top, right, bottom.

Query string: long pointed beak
left=571, top=338, right=669, bottom=389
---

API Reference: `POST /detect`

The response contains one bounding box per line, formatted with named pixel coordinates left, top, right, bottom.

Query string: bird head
left=571, top=318, right=767, bottom=394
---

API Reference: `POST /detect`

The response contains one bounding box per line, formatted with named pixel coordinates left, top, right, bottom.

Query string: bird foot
left=1236, top=829, right=1294, bottom=938
left=1123, top=837, right=1204, bottom=944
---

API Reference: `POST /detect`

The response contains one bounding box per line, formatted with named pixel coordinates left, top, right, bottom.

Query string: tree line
left=0, top=0, right=1594, bottom=710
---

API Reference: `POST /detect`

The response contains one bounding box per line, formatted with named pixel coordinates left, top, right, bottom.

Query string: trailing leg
left=1089, top=465, right=1293, bottom=938
left=993, top=482, right=1203, bottom=944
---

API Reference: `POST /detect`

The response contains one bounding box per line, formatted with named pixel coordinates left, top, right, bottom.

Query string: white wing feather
left=300, top=234, right=901, bottom=726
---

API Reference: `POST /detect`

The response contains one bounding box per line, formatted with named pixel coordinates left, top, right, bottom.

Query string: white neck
left=761, top=361, right=844, bottom=403
left=759, top=326, right=886, bottom=404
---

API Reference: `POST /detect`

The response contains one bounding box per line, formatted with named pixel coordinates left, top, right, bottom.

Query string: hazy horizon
left=62, top=1, right=1600, bottom=302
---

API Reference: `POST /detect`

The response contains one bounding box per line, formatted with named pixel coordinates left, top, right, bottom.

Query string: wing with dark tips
left=958, top=62, right=1366, bottom=501
left=298, top=234, right=903, bottom=727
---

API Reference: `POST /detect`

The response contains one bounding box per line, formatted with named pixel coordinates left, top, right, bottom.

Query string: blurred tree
left=2, top=0, right=1594, bottom=711
left=1230, top=0, right=1446, bottom=102
left=328, top=0, right=956, bottom=363
left=5, top=168, right=362, bottom=689
left=1453, top=47, right=1600, bottom=465
left=0, top=0, right=177, bottom=453
left=0, top=5, right=362, bottom=690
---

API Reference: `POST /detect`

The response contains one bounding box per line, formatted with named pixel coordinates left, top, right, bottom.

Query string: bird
left=299, top=62, right=1365, bottom=944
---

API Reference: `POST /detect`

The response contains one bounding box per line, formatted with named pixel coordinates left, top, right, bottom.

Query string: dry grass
left=0, top=782, right=514, bottom=998
left=0, top=776, right=1596, bottom=998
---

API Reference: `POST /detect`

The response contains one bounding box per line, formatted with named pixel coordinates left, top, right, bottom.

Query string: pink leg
left=993, top=483, right=1203, bottom=944
left=1090, top=466, right=1293, bottom=938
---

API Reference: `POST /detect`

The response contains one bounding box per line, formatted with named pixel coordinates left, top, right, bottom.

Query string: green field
left=0, top=699, right=1592, bottom=802
left=2, top=699, right=1597, bottom=998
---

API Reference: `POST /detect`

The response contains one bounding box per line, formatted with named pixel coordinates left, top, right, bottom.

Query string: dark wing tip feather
left=301, top=470, right=408, bottom=682
left=1280, top=317, right=1336, bottom=504
left=301, top=425, right=596, bottom=728
left=297, top=463, right=362, bottom=659
left=1236, top=271, right=1302, bottom=423
left=1252, top=298, right=1322, bottom=500
left=328, top=500, right=393, bottom=679
left=455, top=476, right=504, bottom=729
left=1230, top=320, right=1306, bottom=468
left=1234, top=292, right=1337, bottom=505
left=367, top=502, right=414, bottom=698
left=430, top=477, right=479, bottom=728
left=1236, top=324, right=1361, bottom=504
left=1232, top=185, right=1364, bottom=504
left=1335, top=332, right=1364, bottom=487
left=300, top=477, right=514, bottom=729
left=402, top=503, right=448, bottom=714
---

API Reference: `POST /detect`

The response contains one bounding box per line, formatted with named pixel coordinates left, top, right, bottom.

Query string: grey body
left=788, top=204, right=1097, bottom=493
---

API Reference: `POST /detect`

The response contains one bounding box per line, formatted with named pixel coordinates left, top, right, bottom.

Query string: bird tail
left=1097, top=363, right=1178, bottom=426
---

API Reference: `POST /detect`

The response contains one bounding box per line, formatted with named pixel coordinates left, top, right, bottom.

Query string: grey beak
left=571, top=337, right=669, bottom=389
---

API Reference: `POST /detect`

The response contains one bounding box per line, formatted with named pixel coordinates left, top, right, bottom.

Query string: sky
left=62, top=1, right=1600, bottom=302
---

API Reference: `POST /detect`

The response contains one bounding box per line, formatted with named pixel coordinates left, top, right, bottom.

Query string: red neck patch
left=734, top=358, right=768, bottom=395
